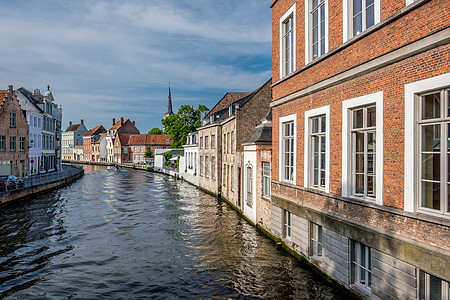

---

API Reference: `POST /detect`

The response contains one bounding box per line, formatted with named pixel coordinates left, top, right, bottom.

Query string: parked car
left=0, top=175, right=25, bottom=191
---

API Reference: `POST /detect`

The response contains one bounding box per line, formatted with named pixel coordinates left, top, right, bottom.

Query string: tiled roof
left=117, top=134, right=132, bottom=146
left=128, top=134, right=172, bottom=146
left=84, top=125, right=106, bottom=136
left=206, top=92, right=250, bottom=118
left=0, top=90, right=7, bottom=107
left=65, top=124, right=82, bottom=132
left=109, top=119, right=130, bottom=131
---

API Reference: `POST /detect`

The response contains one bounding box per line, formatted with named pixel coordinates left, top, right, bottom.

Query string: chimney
left=8, top=84, right=13, bottom=94
left=81, top=119, right=84, bottom=124
left=69, top=121, right=72, bottom=126
left=132, top=121, right=135, bottom=127
left=113, top=118, right=116, bottom=126
left=120, top=117, right=124, bottom=125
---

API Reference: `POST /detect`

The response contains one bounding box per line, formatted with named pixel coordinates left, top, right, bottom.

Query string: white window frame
left=283, top=210, right=292, bottom=239
left=351, top=240, right=372, bottom=291
left=343, top=0, right=380, bottom=42
left=305, top=0, right=329, bottom=64
left=279, top=114, right=297, bottom=184
left=246, top=165, right=253, bottom=208
left=304, top=106, right=330, bottom=192
left=279, top=3, right=296, bottom=79
left=342, top=92, right=383, bottom=205
left=263, top=162, right=271, bottom=198
left=405, top=73, right=450, bottom=215
left=309, top=222, right=323, bottom=259
left=419, top=270, right=450, bottom=300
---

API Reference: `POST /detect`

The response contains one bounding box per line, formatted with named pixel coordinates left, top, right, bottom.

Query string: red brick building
left=270, top=0, right=449, bottom=298
left=0, top=85, right=29, bottom=177
left=128, top=134, right=171, bottom=163
left=83, top=125, right=106, bottom=161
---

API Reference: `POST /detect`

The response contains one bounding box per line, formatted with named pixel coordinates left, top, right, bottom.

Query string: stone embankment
left=0, top=165, right=84, bottom=204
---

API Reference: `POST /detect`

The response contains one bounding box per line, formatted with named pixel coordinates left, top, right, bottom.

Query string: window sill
left=262, top=196, right=271, bottom=202
left=350, top=283, right=371, bottom=299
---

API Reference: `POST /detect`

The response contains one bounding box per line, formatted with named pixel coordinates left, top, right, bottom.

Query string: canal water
left=0, top=165, right=350, bottom=299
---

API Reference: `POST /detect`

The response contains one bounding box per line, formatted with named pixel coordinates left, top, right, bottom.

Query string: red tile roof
left=128, top=134, right=172, bottom=146
left=117, top=134, right=132, bottom=146
left=109, top=119, right=130, bottom=131
left=206, top=92, right=249, bottom=117
left=84, top=125, right=106, bottom=137
left=0, top=90, right=8, bottom=107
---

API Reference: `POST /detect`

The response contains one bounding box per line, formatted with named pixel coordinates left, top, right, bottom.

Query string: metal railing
left=1, top=165, right=83, bottom=193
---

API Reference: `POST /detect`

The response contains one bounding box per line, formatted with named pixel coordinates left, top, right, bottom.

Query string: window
left=351, top=241, right=371, bottom=290
left=19, top=137, right=25, bottom=151
left=0, top=136, right=5, bottom=151
left=200, top=137, right=203, bottom=149
left=10, top=136, right=16, bottom=151
left=283, top=210, right=291, bottom=238
left=342, top=92, right=383, bottom=205
left=134, top=147, right=137, bottom=152
left=223, top=134, right=227, bottom=153
left=246, top=165, right=253, bottom=207
left=305, top=106, right=330, bottom=192
left=310, top=222, right=323, bottom=258
left=306, top=0, right=328, bottom=62
left=417, top=89, right=450, bottom=214
left=231, top=131, right=235, bottom=154
left=227, top=133, right=230, bottom=154
left=9, top=112, right=16, bottom=127
left=205, top=156, right=209, bottom=178
left=223, top=164, right=227, bottom=186
left=211, top=135, right=215, bottom=149
left=263, top=162, right=271, bottom=198
left=343, top=0, right=379, bottom=41
left=231, top=166, right=234, bottom=191
left=405, top=73, right=450, bottom=213
left=419, top=271, right=450, bottom=300
left=280, top=4, right=296, bottom=78
left=211, top=157, right=216, bottom=180
left=280, top=114, right=297, bottom=183
left=205, top=136, right=209, bottom=149
left=200, top=157, right=203, bottom=176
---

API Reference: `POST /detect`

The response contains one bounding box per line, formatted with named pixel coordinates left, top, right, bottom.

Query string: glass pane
left=419, top=271, right=425, bottom=300
left=321, top=153, right=325, bottom=169
left=368, top=154, right=375, bottom=175
left=429, top=274, right=442, bottom=300
left=321, top=136, right=325, bottom=152
left=368, top=131, right=376, bottom=152
left=353, top=109, right=364, bottom=128
left=313, top=23, right=319, bottom=43
left=353, top=13, right=362, bottom=36
left=366, top=4, right=375, bottom=29
left=422, top=124, right=441, bottom=152
left=448, top=123, right=450, bottom=150
left=312, top=118, right=319, bottom=133
left=320, top=38, right=326, bottom=56
left=320, top=170, right=325, bottom=187
left=314, top=168, right=319, bottom=186
left=355, top=132, right=364, bottom=152
left=321, top=116, right=326, bottom=133
left=313, top=0, right=319, bottom=9
left=368, top=176, right=375, bottom=197
left=422, top=153, right=440, bottom=181
left=353, top=0, right=362, bottom=15
left=421, top=181, right=441, bottom=210
left=320, top=4, right=325, bottom=22
left=356, top=154, right=364, bottom=173
left=356, top=174, right=364, bottom=194
left=313, top=10, right=318, bottom=27
left=367, top=106, right=376, bottom=127
left=447, top=90, right=450, bottom=117
left=318, top=226, right=323, bottom=255
left=314, top=153, right=319, bottom=168
left=366, top=0, right=374, bottom=6
left=422, top=92, right=441, bottom=120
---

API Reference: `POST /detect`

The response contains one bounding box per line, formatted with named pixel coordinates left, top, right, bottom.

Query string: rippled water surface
left=0, top=165, right=350, bottom=299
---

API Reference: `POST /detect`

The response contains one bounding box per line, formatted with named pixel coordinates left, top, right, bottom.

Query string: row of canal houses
left=0, top=85, right=63, bottom=177
left=61, top=117, right=172, bottom=164
left=180, top=0, right=450, bottom=299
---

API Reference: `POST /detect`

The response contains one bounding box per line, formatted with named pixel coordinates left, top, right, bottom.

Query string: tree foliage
left=144, top=146, right=154, bottom=159
left=162, top=104, right=209, bottom=148
left=148, top=127, right=163, bottom=135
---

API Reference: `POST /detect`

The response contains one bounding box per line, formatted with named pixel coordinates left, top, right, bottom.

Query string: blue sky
left=0, top=0, right=272, bottom=132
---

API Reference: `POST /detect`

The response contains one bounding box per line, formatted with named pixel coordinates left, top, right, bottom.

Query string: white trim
left=404, top=72, right=450, bottom=213
left=279, top=3, right=296, bottom=79
left=343, top=0, right=380, bottom=42
left=405, top=0, right=414, bottom=5
left=304, top=105, right=330, bottom=193
left=342, top=91, right=383, bottom=205
left=305, top=0, right=329, bottom=64
left=279, top=113, right=297, bottom=185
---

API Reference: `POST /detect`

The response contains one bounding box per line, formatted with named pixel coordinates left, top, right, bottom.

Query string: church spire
left=164, top=84, right=174, bottom=119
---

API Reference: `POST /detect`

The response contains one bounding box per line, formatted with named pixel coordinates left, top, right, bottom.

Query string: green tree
left=144, top=146, right=154, bottom=159
left=148, top=127, right=163, bottom=135
left=162, top=104, right=209, bottom=148
left=162, top=152, right=173, bottom=166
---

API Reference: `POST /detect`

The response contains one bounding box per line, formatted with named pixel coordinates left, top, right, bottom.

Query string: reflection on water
left=0, top=165, right=350, bottom=299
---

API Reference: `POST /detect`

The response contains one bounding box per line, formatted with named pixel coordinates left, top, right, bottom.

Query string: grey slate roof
left=243, top=108, right=272, bottom=145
